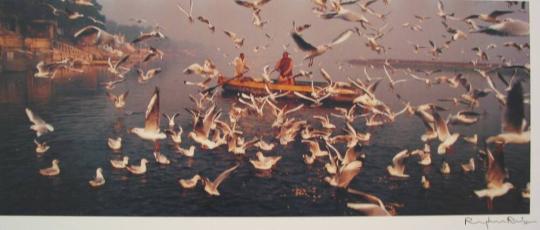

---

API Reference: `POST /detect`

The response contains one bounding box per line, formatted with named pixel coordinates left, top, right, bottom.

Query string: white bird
left=387, top=150, right=410, bottom=178
left=74, top=26, right=121, bottom=46
left=319, top=1, right=370, bottom=29
left=106, top=91, right=128, bottom=109
left=267, top=100, right=304, bottom=127
left=250, top=151, right=282, bottom=170
left=131, top=30, right=166, bottom=43
left=88, top=168, right=105, bottom=187
left=129, top=88, right=167, bottom=142
left=450, top=110, right=481, bottom=125
left=197, top=16, right=216, bottom=32
left=264, top=84, right=289, bottom=102
left=107, top=137, right=122, bottom=151
left=303, top=152, right=316, bottom=165
left=46, top=3, right=63, bottom=16
left=440, top=161, right=451, bottom=175
left=474, top=18, right=529, bottom=36
left=153, top=151, right=170, bottom=165
left=347, top=188, right=394, bottom=216
left=254, top=138, right=275, bottom=151
left=25, top=108, right=54, bottom=137
left=224, top=30, right=245, bottom=48
left=313, top=115, right=336, bottom=130
left=201, top=164, right=240, bottom=196
left=162, top=113, right=179, bottom=130
left=188, top=105, right=222, bottom=149
left=301, top=139, right=328, bottom=157
left=234, top=0, right=272, bottom=11
left=464, top=10, right=514, bottom=24
left=421, top=176, right=430, bottom=190
left=126, top=158, right=149, bottom=175
left=107, top=55, right=130, bottom=77
left=167, top=126, right=183, bottom=144
left=291, top=28, right=354, bottom=66
left=110, top=156, right=129, bottom=169
left=34, top=139, right=50, bottom=154
left=176, top=0, right=194, bottom=23
left=487, top=82, right=529, bottom=144
left=137, top=68, right=162, bottom=84
left=324, top=160, right=363, bottom=188
left=34, top=61, right=60, bottom=78
left=101, top=78, right=126, bottom=90
left=177, top=145, right=196, bottom=157
left=411, top=144, right=431, bottom=166
left=331, top=104, right=358, bottom=124
left=461, top=158, right=476, bottom=173
left=463, top=134, right=478, bottom=145
left=179, top=175, right=201, bottom=189
left=294, top=91, right=331, bottom=107
left=39, top=159, right=60, bottom=176
left=474, top=147, right=514, bottom=210
left=252, top=9, right=269, bottom=28
left=432, top=111, right=460, bottom=154
left=383, top=65, right=407, bottom=90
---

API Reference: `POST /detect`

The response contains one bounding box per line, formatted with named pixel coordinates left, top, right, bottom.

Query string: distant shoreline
left=348, top=59, right=498, bottom=69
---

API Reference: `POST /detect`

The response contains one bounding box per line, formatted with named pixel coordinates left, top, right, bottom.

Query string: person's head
left=282, top=51, right=289, bottom=58
left=240, top=53, right=245, bottom=59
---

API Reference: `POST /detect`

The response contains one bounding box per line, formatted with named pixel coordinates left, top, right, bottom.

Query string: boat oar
left=201, top=77, right=237, bottom=94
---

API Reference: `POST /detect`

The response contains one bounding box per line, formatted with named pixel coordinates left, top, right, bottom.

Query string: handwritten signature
left=465, top=216, right=536, bottom=229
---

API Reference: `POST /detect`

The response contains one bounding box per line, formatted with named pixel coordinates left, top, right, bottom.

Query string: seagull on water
left=387, top=150, right=410, bottom=178
left=250, top=151, right=282, bottom=170
left=461, top=158, right=476, bottom=173
left=39, top=159, right=60, bottom=176
left=110, top=156, right=129, bottom=169
left=34, top=139, right=50, bottom=154
left=88, top=168, right=105, bottom=187
left=179, top=174, right=201, bottom=189
left=107, top=137, right=122, bottom=151
left=127, top=158, right=149, bottom=175
left=106, top=91, right=128, bottom=109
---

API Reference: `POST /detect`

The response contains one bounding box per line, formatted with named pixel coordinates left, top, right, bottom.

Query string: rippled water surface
left=0, top=64, right=530, bottom=216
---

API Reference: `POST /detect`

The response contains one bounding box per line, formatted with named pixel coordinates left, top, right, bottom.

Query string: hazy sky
left=97, top=0, right=530, bottom=74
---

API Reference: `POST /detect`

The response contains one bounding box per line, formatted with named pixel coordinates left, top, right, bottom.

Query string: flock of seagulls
left=23, top=0, right=531, bottom=216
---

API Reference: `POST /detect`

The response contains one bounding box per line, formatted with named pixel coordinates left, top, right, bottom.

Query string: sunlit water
left=0, top=62, right=530, bottom=216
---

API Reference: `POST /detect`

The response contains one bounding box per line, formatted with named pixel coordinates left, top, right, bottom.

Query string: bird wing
left=291, top=32, right=317, bottom=52
left=144, top=87, right=160, bottom=132
left=25, top=108, right=45, bottom=125
left=320, top=68, right=333, bottom=83
left=503, top=82, right=525, bottom=133
left=347, top=188, right=385, bottom=208
left=284, top=103, right=304, bottom=115
left=114, top=55, right=130, bottom=70
left=432, top=110, right=450, bottom=141
left=294, top=92, right=317, bottom=103
left=391, top=149, right=409, bottom=168
left=213, top=163, right=240, bottom=188
left=234, top=0, right=255, bottom=9
left=337, top=160, right=363, bottom=187
left=176, top=2, right=190, bottom=17
left=329, top=29, right=354, bottom=47
left=74, top=25, right=101, bottom=38
left=489, top=10, right=513, bottom=18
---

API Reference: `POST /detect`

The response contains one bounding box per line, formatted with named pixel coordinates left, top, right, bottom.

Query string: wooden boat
left=218, top=76, right=361, bottom=103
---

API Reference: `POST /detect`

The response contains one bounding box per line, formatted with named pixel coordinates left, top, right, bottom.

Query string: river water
left=0, top=62, right=530, bottom=216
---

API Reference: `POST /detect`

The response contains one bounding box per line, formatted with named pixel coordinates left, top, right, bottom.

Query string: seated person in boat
left=274, top=51, right=294, bottom=85
left=233, top=53, right=250, bottom=81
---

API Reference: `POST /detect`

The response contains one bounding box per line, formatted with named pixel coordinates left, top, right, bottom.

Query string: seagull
left=436, top=0, right=456, bottom=21
left=463, top=134, right=478, bottom=145
left=474, top=146, right=514, bottom=210
left=45, top=3, right=63, bottom=16
left=239, top=94, right=267, bottom=117
left=163, top=113, right=180, bottom=130
left=449, top=111, right=481, bottom=125
left=463, top=10, right=513, bottom=23
left=131, top=30, right=166, bottom=43
left=106, top=91, right=129, bottom=109
left=411, top=144, right=432, bottom=166
left=74, top=26, right=121, bottom=46
left=461, top=158, right=476, bottom=173
left=440, top=161, right=451, bottom=175
left=34, top=61, right=60, bottom=78
left=487, top=82, right=529, bottom=144
left=107, top=55, right=130, bottom=77
left=254, top=138, right=275, bottom=151
left=176, top=145, right=195, bottom=157
left=137, top=68, right=162, bottom=83
left=25, top=108, right=54, bottom=137
left=421, top=176, right=431, bottom=190
left=319, top=1, right=370, bottom=29
left=387, top=150, right=410, bottom=178
left=267, top=100, right=304, bottom=127
left=223, top=30, right=245, bottom=48
left=65, top=8, right=84, bottom=20
left=302, top=139, right=329, bottom=157
left=39, top=159, right=60, bottom=176
left=291, top=28, right=354, bottom=66
left=34, top=139, right=50, bottom=154
left=88, top=168, right=105, bottom=187
left=252, top=9, right=269, bottom=29
left=428, top=40, right=444, bottom=57
left=188, top=105, right=223, bottom=149
left=250, top=151, right=282, bottom=170
left=127, top=158, right=149, bottom=175
left=264, top=84, right=289, bottom=102
left=472, top=47, right=489, bottom=61
left=234, top=0, right=272, bottom=11
left=179, top=175, right=201, bottom=189
left=503, top=41, right=529, bottom=51
left=201, top=164, right=240, bottom=196
left=129, top=88, right=167, bottom=143
left=110, top=156, right=129, bottom=169
left=143, top=47, right=165, bottom=63
left=176, top=0, right=194, bottom=23
left=153, top=151, right=170, bottom=165
left=294, top=91, right=331, bottom=107
left=197, top=16, right=215, bottom=32
left=330, top=105, right=358, bottom=124
left=474, top=18, right=529, bottom=36
left=276, top=118, right=307, bottom=145
left=324, top=160, right=363, bottom=188
left=433, top=110, right=460, bottom=154
left=303, top=151, right=317, bottom=165
left=107, top=137, right=122, bottom=151
left=313, top=115, right=336, bottom=130
left=347, top=188, right=394, bottom=216
left=383, top=65, right=407, bottom=90
left=101, top=78, right=126, bottom=90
